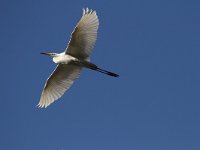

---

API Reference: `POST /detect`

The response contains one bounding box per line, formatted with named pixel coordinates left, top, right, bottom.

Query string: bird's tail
left=75, top=60, right=119, bottom=77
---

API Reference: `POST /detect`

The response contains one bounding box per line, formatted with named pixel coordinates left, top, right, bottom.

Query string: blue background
left=1, top=0, right=200, bottom=150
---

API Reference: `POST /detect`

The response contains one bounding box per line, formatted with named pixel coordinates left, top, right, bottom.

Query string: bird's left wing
left=65, top=8, right=99, bottom=59
left=38, top=64, right=82, bottom=108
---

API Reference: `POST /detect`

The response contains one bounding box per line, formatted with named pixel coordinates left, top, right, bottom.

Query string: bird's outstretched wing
left=65, top=8, right=99, bottom=59
left=38, top=65, right=82, bottom=108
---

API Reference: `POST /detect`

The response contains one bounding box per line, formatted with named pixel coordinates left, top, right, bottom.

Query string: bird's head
left=40, top=52, right=58, bottom=57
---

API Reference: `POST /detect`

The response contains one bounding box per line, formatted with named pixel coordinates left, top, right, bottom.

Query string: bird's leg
left=94, top=68, right=119, bottom=77
left=71, top=60, right=119, bottom=77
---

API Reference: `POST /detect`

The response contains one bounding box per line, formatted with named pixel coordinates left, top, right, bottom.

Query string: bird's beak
left=40, top=52, right=51, bottom=56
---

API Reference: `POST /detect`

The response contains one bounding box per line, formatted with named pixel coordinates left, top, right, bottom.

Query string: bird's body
left=52, top=53, right=78, bottom=64
left=38, top=8, right=119, bottom=108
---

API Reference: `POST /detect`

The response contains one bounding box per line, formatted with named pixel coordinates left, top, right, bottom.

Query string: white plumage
left=38, top=65, right=82, bottom=108
left=38, top=8, right=118, bottom=108
left=66, top=8, right=99, bottom=59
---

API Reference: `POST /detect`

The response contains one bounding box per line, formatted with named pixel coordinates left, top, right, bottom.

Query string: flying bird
left=38, top=8, right=119, bottom=108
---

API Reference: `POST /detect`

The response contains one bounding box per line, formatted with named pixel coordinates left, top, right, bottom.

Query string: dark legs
left=71, top=60, right=119, bottom=77
left=95, top=67, right=119, bottom=77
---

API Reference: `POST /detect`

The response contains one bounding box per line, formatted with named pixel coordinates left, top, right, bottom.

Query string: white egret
left=38, top=8, right=119, bottom=108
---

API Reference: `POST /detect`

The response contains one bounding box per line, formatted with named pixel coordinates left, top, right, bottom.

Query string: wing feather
left=65, top=8, right=99, bottom=59
left=38, top=64, right=82, bottom=108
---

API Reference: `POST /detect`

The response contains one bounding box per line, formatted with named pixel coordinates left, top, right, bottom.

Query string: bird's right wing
left=65, top=8, right=99, bottom=59
left=38, top=64, right=82, bottom=108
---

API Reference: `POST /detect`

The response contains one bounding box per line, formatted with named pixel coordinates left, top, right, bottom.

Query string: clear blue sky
left=1, top=0, right=200, bottom=150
